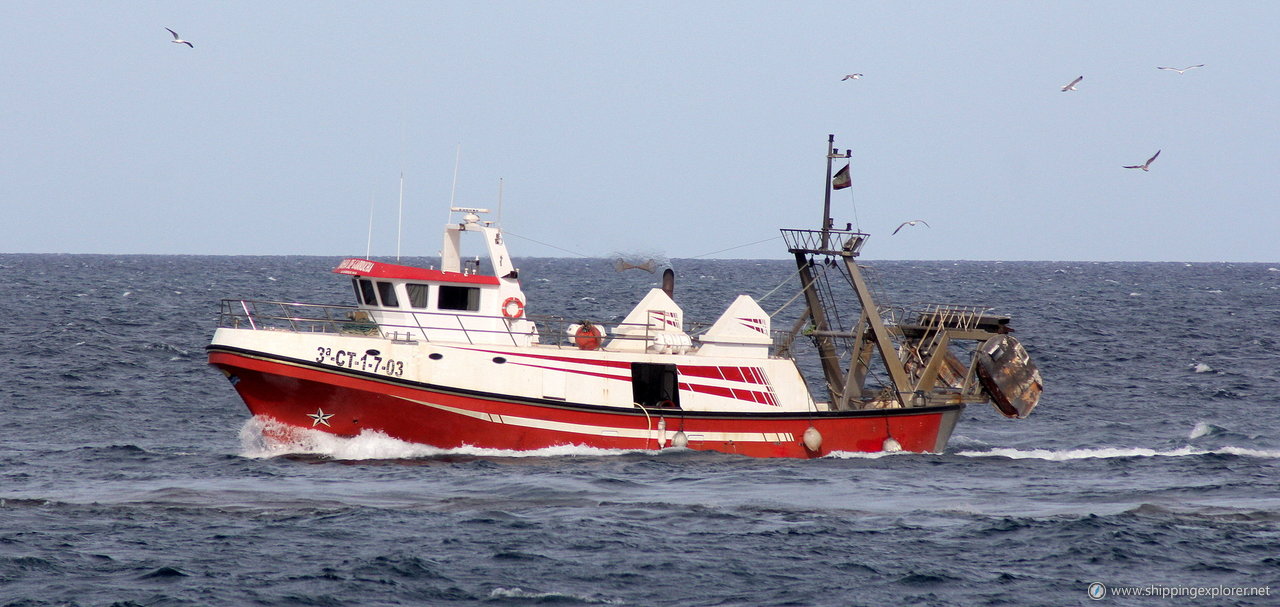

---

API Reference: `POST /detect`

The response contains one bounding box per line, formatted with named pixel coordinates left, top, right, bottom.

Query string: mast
left=792, top=135, right=851, bottom=404
left=396, top=172, right=405, bottom=261
left=781, top=134, right=913, bottom=410
left=821, top=137, right=832, bottom=249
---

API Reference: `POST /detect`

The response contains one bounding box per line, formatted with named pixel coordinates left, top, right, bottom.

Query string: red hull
left=209, top=349, right=963, bottom=458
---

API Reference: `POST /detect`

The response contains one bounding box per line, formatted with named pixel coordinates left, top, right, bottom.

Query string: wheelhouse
left=331, top=208, right=534, bottom=346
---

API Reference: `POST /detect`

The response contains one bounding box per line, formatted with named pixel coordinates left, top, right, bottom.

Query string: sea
left=2, top=253, right=1278, bottom=607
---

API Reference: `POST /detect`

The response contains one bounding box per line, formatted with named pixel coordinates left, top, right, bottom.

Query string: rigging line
left=769, top=264, right=820, bottom=318
left=689, top=235, right=781, bottom=259
left=756, top=263, right=809, bottom=303
left=813, top=264, right=853, bottom=360
left=502, top=230, right=592, bottom=258
left=846, top=180, right=861, bottom=233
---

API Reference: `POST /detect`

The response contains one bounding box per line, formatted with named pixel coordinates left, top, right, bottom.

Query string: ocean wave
left=1124, top=502, right=1280, bottom=522
left=1188, top=421, right=1223, bottom=439
left=489, top=587, right=620, bottom=604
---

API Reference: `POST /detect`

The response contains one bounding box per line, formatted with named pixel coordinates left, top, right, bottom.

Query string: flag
left=832, top=163, right=851, bottom=190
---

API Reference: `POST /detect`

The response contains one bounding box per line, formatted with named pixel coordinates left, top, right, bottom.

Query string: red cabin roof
left=332, top=258, right=500, bottom=285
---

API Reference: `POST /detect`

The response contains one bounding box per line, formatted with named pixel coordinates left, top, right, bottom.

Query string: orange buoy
left=574, top=322, right=603, bottom=350
left=501, top=297, right=524, bottom=319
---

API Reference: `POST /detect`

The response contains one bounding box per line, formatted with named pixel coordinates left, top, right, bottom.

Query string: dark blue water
left=3, top=254, right=1279, bottom=606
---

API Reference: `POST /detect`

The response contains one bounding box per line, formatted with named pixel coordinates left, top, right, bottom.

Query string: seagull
left=166, top=28, right=194, bottom=48
left=892, top=220, right=930, bottom=235
left=841, top=73, right=863, bottom=81
left=1123, top=149, right=1161, bottom=171
left=1061, top=76, right=1083, bottom=92
left=1157, top=64, right=1203, bottom=74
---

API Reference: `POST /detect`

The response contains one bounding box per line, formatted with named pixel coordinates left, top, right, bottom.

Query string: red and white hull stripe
left=209, top=348, right=963, bottom=458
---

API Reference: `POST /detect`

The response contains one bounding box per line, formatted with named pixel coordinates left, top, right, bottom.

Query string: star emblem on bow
left=307, top=408, right=334, bottom=427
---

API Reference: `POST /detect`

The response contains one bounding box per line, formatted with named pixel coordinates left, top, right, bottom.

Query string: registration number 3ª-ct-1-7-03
left=315, top=347, right=405, bottom=377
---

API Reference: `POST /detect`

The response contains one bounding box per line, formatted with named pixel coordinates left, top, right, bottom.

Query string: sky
left=2, top=1, right=1278, bottom=262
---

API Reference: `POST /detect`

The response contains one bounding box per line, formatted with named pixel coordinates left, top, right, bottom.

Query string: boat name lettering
left=338, top=259, right=375, bottom=273
left=315, top=346, right=405, bottom=377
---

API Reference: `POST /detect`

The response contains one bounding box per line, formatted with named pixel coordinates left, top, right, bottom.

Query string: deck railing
left=780, top=228, right=869, bottom=256
left=908, top=304, right=1003, bottom=333
left=216, top=299, right=788, bottom=354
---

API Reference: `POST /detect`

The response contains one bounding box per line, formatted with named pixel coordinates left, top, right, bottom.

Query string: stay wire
left=503, top=230, right=592, bottom=258
left=503, top=231, right=781, bottom=261
left=847, top=176, right=862, bottom=233
left=689, top=235, right=782, bottom=259
left=770, top=262, right=820, bottom=318
left=756, top=263, right=809, bottom=303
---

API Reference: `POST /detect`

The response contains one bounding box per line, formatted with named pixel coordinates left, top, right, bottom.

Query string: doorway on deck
left=631, top=362, right=680, bottom=409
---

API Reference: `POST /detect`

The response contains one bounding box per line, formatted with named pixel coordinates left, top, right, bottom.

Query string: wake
left=954, top=446, right=1280, bottom=461
left=239, top=417, right=1280, bottom=462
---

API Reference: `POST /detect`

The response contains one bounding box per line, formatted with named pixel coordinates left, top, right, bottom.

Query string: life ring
left=502, top=297, right=524, bottom=319
left=574, top=322, right=604, bottom=350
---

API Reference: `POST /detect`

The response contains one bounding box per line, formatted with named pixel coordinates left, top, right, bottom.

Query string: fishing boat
left=207, top=135, right=1042, bottom=458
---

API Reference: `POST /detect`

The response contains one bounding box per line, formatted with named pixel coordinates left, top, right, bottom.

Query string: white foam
left=237, top=418, right=1280, bottom=462
left=1188, top=421, right=1213, bottom=439
left=823, top=449, right=910, bottom=459
left=1192, top=362, right=1213, bottom=373
left=238, top=416, right=641, bottom=460
left=489, top=588, right=618, bottom=604
left=446, top=443, right=639, bottom=458
left=956, top=446, right=1280, bottom=461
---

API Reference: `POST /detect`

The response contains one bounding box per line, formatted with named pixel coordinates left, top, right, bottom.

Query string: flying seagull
left=1123, top=149, right=1161, bottom=171
left=1157, top=64, right=1203, bottom=74
left=841, top=73, right=863, bottom=81
left=892, top=219, right=930, bottom=235
left=1061, top=76, right=1083, bottom=92
left=166, top=28, right=194, bottom=48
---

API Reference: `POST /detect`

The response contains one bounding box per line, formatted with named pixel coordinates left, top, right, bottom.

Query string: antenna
left=446, top=144, right=461, bottom=226
left=365, top=187, right=375, bottom=258
left=396, top=172, right=405, bottom=261
left=497, top=177, right=504, bottom=226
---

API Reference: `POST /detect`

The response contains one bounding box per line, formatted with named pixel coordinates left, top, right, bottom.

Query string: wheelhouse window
left=406, top=283, right=431, bottom=309
left=376, top=281, right=400, bottom=307
left=355, top=279, right=378, bottom=306
left=438, top=285, right=480, bottom=312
